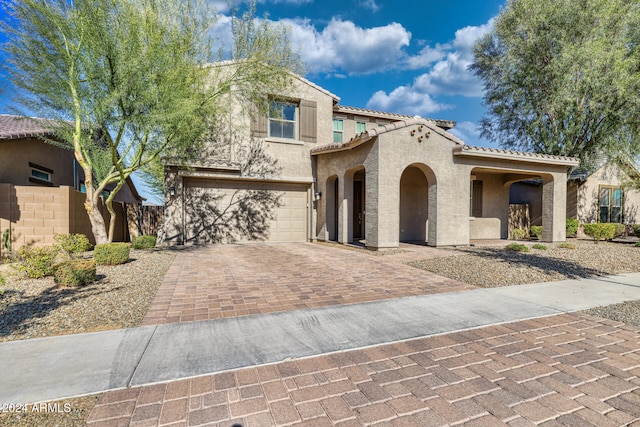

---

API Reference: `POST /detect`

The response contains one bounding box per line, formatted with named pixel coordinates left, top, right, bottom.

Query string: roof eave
left=453, top=146, right=580, bottom=167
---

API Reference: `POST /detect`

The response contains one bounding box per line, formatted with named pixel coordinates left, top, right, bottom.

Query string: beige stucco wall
left=0, top=138, right=77, bottom=187
left=576, top=163, right=640, bottom=224
left=227, top=75, right=336, bottom=180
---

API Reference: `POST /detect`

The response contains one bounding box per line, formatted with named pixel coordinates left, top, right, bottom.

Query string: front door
left=353, top=180, right=365, bottom=239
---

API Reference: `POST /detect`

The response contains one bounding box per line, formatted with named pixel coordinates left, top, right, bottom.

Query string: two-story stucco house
left=161, top=70, right=579, bottom=249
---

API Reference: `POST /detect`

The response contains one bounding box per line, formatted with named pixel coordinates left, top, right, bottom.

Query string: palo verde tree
left=471, top=0, right=640, bottom=171
left=1, top=0, right=301, bottom=243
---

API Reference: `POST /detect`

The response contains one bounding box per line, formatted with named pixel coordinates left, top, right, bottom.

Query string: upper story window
left=269, top=101, right=297, bottom=140
left=333, top=118, right=344, bottom=143
left=356, top=121, right=367, bottom=134
left=599, top=186, right=623, bottom=223
left=29, top=162, right=53, bottom=185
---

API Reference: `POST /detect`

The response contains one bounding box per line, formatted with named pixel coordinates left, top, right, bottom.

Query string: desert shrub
left=53, top=259, right=96, bottom=287
left=635, top=242, right=640, bottom=248
left=15, top=245, right=59, bottom=278
left=54, top=233, right=92, bottom=257
left=530, top=226, right=543, bottom=239
left=559, top=242, right=576, bottom=249
left=2, top=228, right=10, bottom=254
left=505, top=243, right=529, bottom=252
left=566, top=218, right=579, bottom=237
left=634, top=224, right=640, bottom=238
left=511, top=228, right=527, bottom=240
left=94, top=243, right=130, bottom=265
left=0, top=272, right=5, bottom=286
left=532, top=243, right=547, bottom=250
left=582, top=223, right=616, bottom=243
left=131, top=235, right=157, bottom=250
left=613, top=223, right=627, bottom=238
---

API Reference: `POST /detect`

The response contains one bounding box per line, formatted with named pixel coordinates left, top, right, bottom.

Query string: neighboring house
left=0, top=114, right=142, bottom=252
left=161, top=69, right=579, bottom=249
left=511, top=161, right=640, bottom=229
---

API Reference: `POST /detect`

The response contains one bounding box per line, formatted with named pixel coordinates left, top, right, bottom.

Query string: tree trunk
left=85, top=199, right=109, bottom=245
left=107, top=199, right=117, bottom=243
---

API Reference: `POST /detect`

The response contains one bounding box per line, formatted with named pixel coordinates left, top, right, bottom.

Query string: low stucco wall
left=469, top=217, right=501, bottom=239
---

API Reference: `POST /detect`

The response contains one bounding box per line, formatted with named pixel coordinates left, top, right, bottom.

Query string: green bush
left=566, top=218, right=579, bottom=237
left=582, top=223, right=616, bottom=243
left=530, top=226, right=543, bottom=239
left=613, top=223, right=627, bottom=238
left=635, top=242, right=640, bottom=248
left=511, top=228, right=527, bottom=240
left=634, top=224, right=640, bottom=238
left=54, top=233, right=92, bottom=257
left=559, top=242, right=576, bottom=249
left=94, top=243, right=130, bottom=265
left=131, top=235, right=157, bottom=250
left=532, top=243, right=547, bottom=250
left=0, top=272, right=5, bottom=286
left=15, top=245, right=59, bottom=278
left=505, top=243, right=529, bottom=252
left=53, top=259, right=96, bottom=287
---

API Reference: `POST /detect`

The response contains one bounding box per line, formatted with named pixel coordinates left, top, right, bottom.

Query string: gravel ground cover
left=0, top=248, right=176, bottom=342
left=408, top=239, right=640, bottom=288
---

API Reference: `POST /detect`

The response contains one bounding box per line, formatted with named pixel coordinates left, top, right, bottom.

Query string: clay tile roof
left=453, top=145, right=580, bottom=165
left=0, top=114, right=60, bottom=140
left=334, top=105, right=456, bottom=130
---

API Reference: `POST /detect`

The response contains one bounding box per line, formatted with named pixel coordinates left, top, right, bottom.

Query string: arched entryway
left=399, top=165, right=432, bottom=244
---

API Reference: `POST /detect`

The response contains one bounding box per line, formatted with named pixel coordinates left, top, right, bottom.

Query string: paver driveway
left=84, top=243, right=640, bottom=426
left=142, top=243, right=473, bottom=325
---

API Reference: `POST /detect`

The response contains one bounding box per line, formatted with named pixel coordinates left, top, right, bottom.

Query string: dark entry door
left=353, top=181, right=365, bottom=239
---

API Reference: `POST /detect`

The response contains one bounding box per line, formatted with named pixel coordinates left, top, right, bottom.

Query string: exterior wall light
left=314, top=191, right=322, bottom=201
left=169, top=186, right=176, bottom=197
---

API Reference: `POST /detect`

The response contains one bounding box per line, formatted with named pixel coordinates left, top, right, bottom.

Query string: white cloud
left=448, top=121, right=481, bottom=143
left=411, top=21, right=493, bottom=97
left=359, top=0, right=380, bottom=12
left=367, top=87, right=452, bottom=116
left=284, top=18, right=411, bottom=74
left=366, top=20, right=494, bottom=114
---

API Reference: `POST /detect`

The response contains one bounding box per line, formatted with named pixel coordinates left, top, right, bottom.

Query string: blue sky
left=1, top=0, right=506, bottom=146
left=222, top=0, right=507, bottom=146
left=1, top=0, right=506, bottom=202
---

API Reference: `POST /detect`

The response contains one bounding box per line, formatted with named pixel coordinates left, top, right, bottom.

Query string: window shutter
left=250, top=106, right=268, bottom=138
left=299, top=99, right=317, bottom=143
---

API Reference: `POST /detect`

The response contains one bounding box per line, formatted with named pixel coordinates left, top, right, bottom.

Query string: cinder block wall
left=0, top=184, right=133, bottom=252
left=4, top=185, right=71, bottom=248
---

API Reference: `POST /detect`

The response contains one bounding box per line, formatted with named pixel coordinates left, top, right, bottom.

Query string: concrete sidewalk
left=2, top=273, right=640, bottom=405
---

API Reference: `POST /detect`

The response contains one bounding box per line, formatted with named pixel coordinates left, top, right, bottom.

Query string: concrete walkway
left=2, top=273, right=640, bottom=406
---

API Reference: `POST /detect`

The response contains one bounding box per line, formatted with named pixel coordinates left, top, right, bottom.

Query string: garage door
left=184, top=179, right=309, bottom=243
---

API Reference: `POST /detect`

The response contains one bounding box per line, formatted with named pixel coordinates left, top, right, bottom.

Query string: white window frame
left=333, top=117, right=345, bottom=143
left=29, top=163, right=52, bottom=183
left=356, top=121, right=367, bottom=134
left=268, top=100, right=298, bottom=141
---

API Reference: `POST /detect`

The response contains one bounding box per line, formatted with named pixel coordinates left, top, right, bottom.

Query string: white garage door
left=184, top=179, right=309, bottom=243
left=268, top=186, right=308, bottom=242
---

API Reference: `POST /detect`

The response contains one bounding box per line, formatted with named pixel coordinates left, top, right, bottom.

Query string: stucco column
left=337, top=173, right=352, bottom=244
left=159, top=168, right=185, bottom=245
left=541, top=173, right=567, bottom=242
left=365, top=169, right=399, bottom=249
